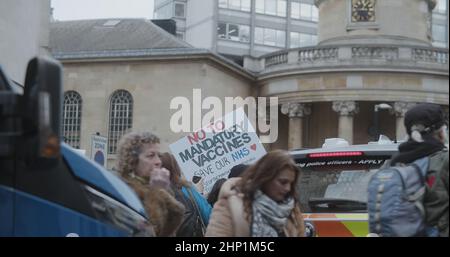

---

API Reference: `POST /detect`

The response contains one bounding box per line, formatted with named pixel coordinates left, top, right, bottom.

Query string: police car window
left=297, top=169, right=339, bottom=212
left=297, top=166, right=381, bottom=213
left=323, top=169, right=377, bottom=202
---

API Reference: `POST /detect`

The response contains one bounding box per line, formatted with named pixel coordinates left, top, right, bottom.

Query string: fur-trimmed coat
left=124, top=176, right=185, bottom=237
left=205, top=178, right=305, bottom=237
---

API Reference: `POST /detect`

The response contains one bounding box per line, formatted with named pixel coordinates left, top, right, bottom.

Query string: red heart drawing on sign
left=250, top=144, right=256, bottom=151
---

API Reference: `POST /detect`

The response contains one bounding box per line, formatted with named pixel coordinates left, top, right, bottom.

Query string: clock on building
left=351, top=0, right=376, bottom=22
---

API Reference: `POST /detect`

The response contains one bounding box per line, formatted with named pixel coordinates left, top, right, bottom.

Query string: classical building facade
left=245, top=0, right=448, bottom=149
left=51, top=0, right=448, bottom=169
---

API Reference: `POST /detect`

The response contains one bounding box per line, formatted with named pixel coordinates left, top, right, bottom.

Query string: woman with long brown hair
left=205, top=150, right=305, bottom=237
left=160, top=152, right=212, bottom=237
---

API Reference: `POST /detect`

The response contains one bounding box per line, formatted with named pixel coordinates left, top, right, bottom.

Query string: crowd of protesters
left=114, top=103, right=448, bottom=237
left=115, top=130, right=305, bottom=237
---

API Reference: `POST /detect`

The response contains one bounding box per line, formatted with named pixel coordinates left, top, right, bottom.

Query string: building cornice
left=270, top=88, right=449, bottom=106
left=247, top=44, right=448, bottom=81
left=256, top=66, right=449, bottom=82
left=52, top=48, right=257, bottom=81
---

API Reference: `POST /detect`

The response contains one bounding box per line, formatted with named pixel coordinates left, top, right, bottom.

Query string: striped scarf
left=251, top=190, right=294, bottom=237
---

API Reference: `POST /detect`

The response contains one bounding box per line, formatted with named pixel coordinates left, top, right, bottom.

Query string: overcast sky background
left=51, top=0, right=154, bottom=21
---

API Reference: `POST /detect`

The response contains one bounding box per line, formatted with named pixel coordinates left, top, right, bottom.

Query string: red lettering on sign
left=187, top=129, right=206, bottom=145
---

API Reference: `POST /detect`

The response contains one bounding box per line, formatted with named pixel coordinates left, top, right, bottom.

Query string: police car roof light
left=308, top=151, right=364, bottom=158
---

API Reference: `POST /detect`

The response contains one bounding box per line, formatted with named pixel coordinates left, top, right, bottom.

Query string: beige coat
left=205, top=178, right=305, bottom=237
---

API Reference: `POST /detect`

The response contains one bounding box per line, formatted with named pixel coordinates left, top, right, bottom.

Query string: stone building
left=50, top=19, right=255, bottom=169
left=245, top=0, right=448, bottom=149
left=50, top=0, right=448, bottom=169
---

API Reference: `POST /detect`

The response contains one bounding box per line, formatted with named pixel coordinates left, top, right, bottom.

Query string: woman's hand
left=149, top=168, right=171, bottom=189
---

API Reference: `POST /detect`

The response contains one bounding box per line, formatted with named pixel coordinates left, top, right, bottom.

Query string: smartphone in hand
left=192, top=175, right=201, bottom=184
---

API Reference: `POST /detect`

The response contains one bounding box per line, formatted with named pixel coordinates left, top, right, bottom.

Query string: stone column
left=391, top=102, right=416, bottom=141
left=332, top=101, right=359, bottom=144
left=281, top=102, right=311, bottom=150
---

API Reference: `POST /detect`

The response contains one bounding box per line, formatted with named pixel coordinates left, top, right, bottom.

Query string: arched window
left=108, top=90, right=133, bottom=154
left=62, top=91, right=82, bottom=148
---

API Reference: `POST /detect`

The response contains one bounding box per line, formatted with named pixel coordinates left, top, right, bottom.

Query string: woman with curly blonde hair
left=205, top=150, right=305, bottom=237
left=116, top=131, right=185, bottom=236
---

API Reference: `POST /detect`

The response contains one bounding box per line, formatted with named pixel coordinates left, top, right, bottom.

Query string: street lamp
left=371, top=103, right=393, bottom=140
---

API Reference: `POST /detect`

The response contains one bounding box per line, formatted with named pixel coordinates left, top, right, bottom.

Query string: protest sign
left=91, top=134, right=108, bottom=167
left=169, top=108, right=266, bottom=194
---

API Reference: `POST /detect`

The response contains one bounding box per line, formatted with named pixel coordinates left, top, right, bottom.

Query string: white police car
left=291, top=136, right=400, bottom=237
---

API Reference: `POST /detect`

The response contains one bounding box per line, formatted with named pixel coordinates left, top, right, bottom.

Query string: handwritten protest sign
left=169, top=108, right=267, bottom=194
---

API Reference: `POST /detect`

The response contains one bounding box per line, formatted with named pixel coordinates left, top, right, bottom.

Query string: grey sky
left=51, top=0, right=154, bottom=21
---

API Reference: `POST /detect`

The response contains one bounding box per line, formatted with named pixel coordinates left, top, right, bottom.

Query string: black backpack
left=174, top=187, right=206, bottom=237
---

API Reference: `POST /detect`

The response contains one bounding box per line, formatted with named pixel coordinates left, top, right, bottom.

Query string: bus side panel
left=0, top=186, right=14, bottom=236
left=14, top=189, right=128, bottom=237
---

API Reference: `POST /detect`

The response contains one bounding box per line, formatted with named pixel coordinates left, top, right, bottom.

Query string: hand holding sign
left=192, top=176, right=205, bottom=195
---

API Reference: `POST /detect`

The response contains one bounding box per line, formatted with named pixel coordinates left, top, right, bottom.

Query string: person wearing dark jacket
left=207, top=164, right=249, bottom=206
left=207, top=178, right=227, bottom=206
left=390, top=103, right=448, bottom=237
left=228, top=164, right=249, bottom=179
